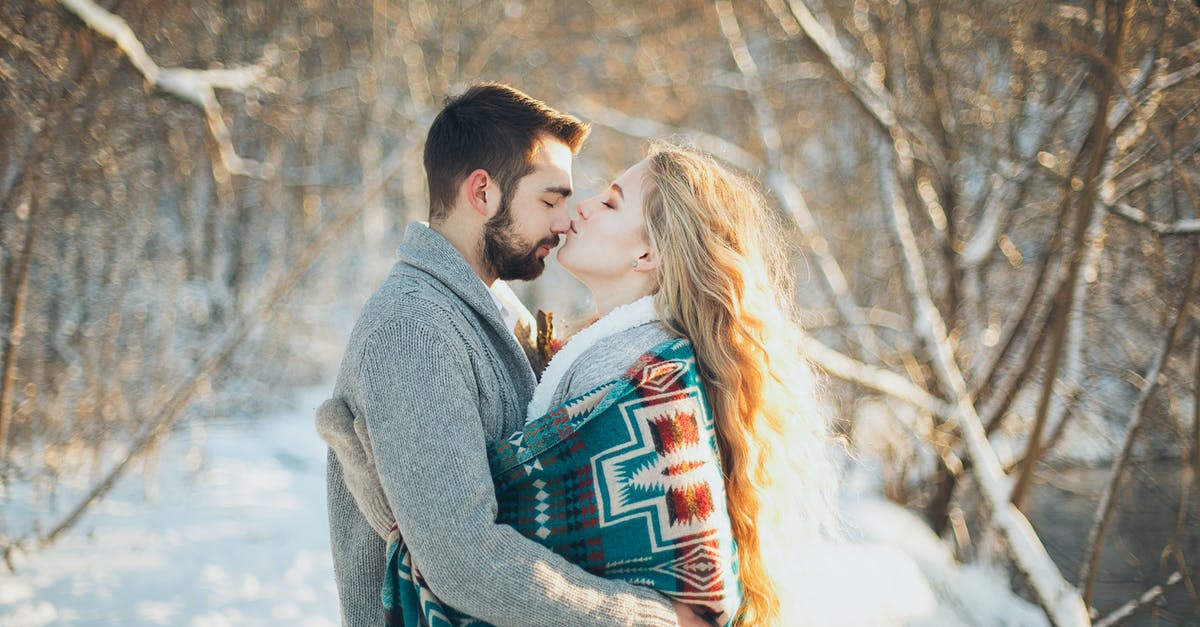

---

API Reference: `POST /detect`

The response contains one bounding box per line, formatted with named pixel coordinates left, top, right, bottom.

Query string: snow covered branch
left=878, top=136, right=1091, bottom=625
left=1093, top=571, right=1182, bottom=627
left=773, top=0, right=949, bottom=184
left=57, top=0, right=273, bottom=179
left=798, top=333, right=956, bottom=421
left=1100, top=201, right=1200, bottom=235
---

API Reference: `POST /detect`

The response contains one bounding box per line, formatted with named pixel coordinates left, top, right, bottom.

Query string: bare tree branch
left=1108, top=58, right=1200, bottom=138
left=568, top=98, right=763, bottom=174
left=0, top=18, right=64, bottom=80
left=960, top=69, right=1087, bottom=272
left=0, top=196, right=35, bottom=467
left=1103, top=33, right=1200, bottom=218
left=980, top=285, right=1058, bottom=434
left=1079, top=247, right=1200, bottom=604
left=56, top=0, right=274, bottom=179
left=1008, top=0, right=1132, bottom=517
left=716, top=0, right=888, bottom=363
left=970, top=217, right=1070, bottom=406
left=1093, top=571, right=1182, bottom=627
left=1106, top=137, right=1200, bottom=205
left=1012, top=201, right=1107, bottom=509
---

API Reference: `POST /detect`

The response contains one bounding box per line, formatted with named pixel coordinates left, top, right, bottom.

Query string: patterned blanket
left=383, top=337, right=741, bottom=626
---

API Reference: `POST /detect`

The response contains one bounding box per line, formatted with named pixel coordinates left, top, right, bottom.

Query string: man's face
left=482, top=136, right=575, bottom=281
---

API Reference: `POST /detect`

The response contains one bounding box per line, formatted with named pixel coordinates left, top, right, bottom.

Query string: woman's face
left=557, top=159, right=654, bottom=283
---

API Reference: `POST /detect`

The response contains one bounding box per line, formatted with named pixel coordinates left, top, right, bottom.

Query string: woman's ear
left=633, top=249, right=659, bottom=273
left=463, top=169, right=500, bottom=217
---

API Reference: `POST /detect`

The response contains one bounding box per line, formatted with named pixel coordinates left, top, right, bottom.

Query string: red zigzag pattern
left=649, top=411, right=715, bottom=526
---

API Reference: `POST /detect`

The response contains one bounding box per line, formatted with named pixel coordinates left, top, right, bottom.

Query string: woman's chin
left=558, top=261, right=584, bottom=281
left=556, top=257, right=593, bottom=285
left=556, top=248, right=582, bottom=270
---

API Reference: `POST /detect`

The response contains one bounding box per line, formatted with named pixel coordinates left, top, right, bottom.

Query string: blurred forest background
left=1, top=0, right=1198, bottom=624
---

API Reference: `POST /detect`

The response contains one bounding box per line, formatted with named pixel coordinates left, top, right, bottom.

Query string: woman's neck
left=587, top=280, right=656, bottom=318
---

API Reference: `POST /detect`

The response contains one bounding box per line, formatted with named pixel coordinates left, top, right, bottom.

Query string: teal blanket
left=383, top=337, right=741, bottom=626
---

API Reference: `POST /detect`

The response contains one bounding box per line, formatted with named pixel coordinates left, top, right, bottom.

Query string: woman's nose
left=576, top=202, right=591, bottom=220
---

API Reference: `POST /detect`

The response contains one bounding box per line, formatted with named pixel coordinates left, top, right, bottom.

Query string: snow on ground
left=0, top=386, right=1047, bottom=626
left=782, top=495, right=1049, bottom=627
left=765, top=452, right=1049, bottom=627
left=0, top=387, right=339, bottom=627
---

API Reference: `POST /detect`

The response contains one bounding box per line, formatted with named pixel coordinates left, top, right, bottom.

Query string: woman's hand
left=671, top=599, right=711, bottom=627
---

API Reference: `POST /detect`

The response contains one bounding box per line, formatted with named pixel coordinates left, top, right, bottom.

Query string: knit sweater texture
left=324, top=222, right=675, bottom=626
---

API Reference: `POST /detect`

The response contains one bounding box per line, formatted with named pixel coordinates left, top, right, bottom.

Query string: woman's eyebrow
left=611, top=183, right=624, bottom=199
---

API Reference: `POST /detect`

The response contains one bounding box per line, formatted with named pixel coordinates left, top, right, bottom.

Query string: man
left=324, top=84, right=683, bottom=626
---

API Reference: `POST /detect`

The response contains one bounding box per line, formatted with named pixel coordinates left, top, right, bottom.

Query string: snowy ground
left=0, top=387, right=339, bottom=627
left=0, top=385, right=1048, bottom=626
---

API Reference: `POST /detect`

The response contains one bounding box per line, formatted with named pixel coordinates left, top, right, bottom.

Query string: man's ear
left=463, top=169, right=500, bottom=218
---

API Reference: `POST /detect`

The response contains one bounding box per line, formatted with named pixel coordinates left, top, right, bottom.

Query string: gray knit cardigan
left=323, top=222, right=676, bottom=626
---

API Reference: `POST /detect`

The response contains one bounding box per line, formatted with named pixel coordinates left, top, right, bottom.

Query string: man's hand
left=672, top=599, right=711, bottom=627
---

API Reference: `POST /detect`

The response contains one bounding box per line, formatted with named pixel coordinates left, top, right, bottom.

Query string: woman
left=320, top=144, right=835, bottom=625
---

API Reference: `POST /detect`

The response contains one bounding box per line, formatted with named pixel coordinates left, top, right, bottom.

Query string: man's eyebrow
left=544, top=185, right=573, bottom=198
left=611, top=183, right=624, bottom=198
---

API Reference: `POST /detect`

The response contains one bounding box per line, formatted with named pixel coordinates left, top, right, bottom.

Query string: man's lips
left=536, top=236, right=561, bottom=257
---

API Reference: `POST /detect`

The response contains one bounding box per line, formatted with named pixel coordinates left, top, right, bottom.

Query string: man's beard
left=481, top=197, right=560, bottom=281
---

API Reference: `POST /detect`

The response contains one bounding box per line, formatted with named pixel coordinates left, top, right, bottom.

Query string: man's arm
left=355, top=318, right=677, bottom=626
left=326, top=450, right=389, bottom=626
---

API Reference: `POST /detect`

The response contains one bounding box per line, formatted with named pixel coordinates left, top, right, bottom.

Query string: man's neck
left=429, top=219, right=496, bottom=286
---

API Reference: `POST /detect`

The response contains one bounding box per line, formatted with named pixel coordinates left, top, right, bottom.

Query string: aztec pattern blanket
left=383, top=337, right=741, bottom=626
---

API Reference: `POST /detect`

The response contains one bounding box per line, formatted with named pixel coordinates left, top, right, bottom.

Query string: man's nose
left=550, top=204, right=572, bottom=233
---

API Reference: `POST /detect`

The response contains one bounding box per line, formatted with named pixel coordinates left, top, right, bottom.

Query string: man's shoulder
left=353, top=265, right=470, bottom=340
left=334, top=266, right=477, bottom=399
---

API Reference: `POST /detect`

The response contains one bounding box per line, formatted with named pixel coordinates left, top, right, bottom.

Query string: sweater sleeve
left=355, top=319, right=676, bottom=627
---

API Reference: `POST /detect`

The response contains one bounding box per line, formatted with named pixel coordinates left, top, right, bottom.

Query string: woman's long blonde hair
left=642, top=145, right=836, bottom=625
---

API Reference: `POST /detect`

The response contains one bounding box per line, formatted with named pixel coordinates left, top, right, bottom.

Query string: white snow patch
left=772, top=458, right=1050, bottom=626
left=0, top=386, right=338, bottom=626
left=0, top=600, right=58, bottom=627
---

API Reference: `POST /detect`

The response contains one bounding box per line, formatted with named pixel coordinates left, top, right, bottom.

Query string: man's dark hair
left=423, top=83, right=590, bottom=222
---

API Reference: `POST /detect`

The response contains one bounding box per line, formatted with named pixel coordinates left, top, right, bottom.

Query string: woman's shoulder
left=577, top=320, right=679, bottom=370
left=554, top=321, right=679, bottom=401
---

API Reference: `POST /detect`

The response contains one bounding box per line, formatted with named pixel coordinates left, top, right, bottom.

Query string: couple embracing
left=316, top=83, right=834, bottom=626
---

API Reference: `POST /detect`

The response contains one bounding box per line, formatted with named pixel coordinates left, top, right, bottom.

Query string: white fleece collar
left=525, top=295, right=659, bottom=423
